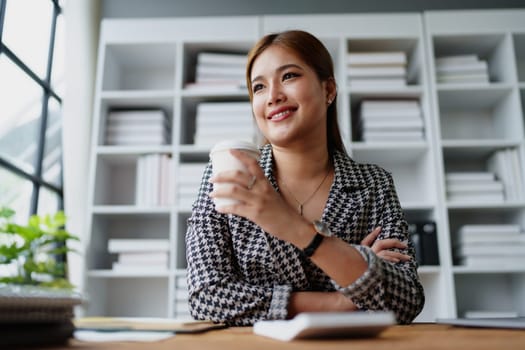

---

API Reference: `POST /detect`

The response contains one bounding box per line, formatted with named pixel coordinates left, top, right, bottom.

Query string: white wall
left=62, top=0, right=101, bottom=291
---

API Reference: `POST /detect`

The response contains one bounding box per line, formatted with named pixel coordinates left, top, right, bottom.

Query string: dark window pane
left=0, top=55, right=43, bottom=174
left=0, top=167, right=32, bottom=222
left=3, top=0, right=54, bottom=79
left=43, top=97, right=62, bottom=187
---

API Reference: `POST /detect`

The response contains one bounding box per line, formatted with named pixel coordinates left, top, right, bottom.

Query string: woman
left=186, top=30, right=425, bottom=326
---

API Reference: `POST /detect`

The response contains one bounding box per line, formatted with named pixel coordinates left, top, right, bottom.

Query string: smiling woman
left=186, top=30, right=425, bottom=326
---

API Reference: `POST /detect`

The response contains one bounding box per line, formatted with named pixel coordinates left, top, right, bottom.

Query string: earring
left=327, top=98, right=332, bottom=105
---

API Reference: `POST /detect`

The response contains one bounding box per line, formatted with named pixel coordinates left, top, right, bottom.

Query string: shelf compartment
left=102, top=43, right=176, bottom=91
left=93, top=153, right=172, bottom=206
left=351, top=145, right=437, bottom=205
left=447, top=207, right=525, bottom=267
left=88, top=212, right=171, bottom=270
left=453, top=273, right=525, bottom=318
left=181, top=41, right=253, bottom=90
left=438, top=86, right=522, bottom=141
left=415, top=272, right=452, bottom=322
left=180, top=96, right=259, bottom=149
left=85, top=277, right=171, bottom=317
left=432, top=34, right=515, bottom=84
left=513, top=33, right=525, bottom=82
left=96, top=94, right=175, bottom=147
left=347, top=38, right=425, bottom=86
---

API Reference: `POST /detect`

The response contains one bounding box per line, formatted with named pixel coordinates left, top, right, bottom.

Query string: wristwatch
left=302, top=220, right=332, bottom=257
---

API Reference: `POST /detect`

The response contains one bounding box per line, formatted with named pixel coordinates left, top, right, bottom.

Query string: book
left=445, top=172, right=495, bottom=182
left=196, top=52, right=247, bottom=66
left=446, top=181, right=504, bottom=193
left=117, top=252, right=169, bottom=264
left=361, top=122, right=424, bottom=131
left=74, top=317, right=227, bottom=333
left=435, top=54, right=479, bottom=67
left=458, top=255, right=525, bottom=268
left=407, top=223, right=423, bottom=265
left=458, top=224, right=522, bottom=236
left=348, top=78, right=407, bottom=89
left=447, top=192, right=505, bottom=203
left=362, top=130, right=424, bottom=142
left=419, top=221, right=439, bottom=265
left=347, top=66, right=406, bottom=78
left=455, top=243, right=525, bottom=257
left=107, top=239, right=170, bottom=253
left=435, top=60, right=488, bottom=74
left=253, top=311, right=395, bottom=341
left=347, top=51, right=406, bottom=66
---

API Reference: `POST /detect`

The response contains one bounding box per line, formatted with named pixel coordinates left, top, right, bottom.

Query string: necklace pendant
left=299, top=204, right=303, bottom=216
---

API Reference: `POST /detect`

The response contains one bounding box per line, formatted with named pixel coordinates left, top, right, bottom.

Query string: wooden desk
left=62, top=324, right=525, bottom=350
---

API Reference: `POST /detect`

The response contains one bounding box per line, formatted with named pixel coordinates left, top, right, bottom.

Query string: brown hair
left=246, top=30, right=347, bottom=156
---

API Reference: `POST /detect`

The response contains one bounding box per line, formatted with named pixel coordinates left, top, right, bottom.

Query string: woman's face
left=250, top=45, right=332, bottom=149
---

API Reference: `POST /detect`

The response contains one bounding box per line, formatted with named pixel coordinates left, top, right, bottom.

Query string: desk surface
left=63, top=324, right=524, bottom=350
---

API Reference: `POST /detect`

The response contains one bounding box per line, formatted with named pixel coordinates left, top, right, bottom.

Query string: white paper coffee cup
left=210, top=140, right=260, bottom=209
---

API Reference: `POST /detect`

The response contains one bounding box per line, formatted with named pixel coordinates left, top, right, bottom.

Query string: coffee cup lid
left=210, top=140, right=260, bottom=155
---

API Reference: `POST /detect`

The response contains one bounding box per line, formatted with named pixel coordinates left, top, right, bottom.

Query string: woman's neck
left=271, top=143, right=331, bottom=180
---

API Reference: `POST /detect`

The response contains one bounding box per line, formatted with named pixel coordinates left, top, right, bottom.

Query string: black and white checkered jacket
left=186, top=144, right=425, bottom=326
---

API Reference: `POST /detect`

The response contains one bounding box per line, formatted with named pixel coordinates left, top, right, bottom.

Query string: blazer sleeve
left=185, top=163, right=292, bottom=326
left=334, top=169, right=425, bottom=324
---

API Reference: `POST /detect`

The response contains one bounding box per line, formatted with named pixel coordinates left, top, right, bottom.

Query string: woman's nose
left=267, top=83, right=284, bottom=105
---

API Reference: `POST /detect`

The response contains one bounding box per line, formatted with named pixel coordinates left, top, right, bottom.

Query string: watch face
left=313, top=220, right=332, bottom=237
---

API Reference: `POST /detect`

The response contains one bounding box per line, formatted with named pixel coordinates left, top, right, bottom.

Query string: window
left=0, top=0, right=65, bottom=223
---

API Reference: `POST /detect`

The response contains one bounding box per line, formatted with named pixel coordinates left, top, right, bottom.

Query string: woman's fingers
left=361, top=226, right=382, bottom=246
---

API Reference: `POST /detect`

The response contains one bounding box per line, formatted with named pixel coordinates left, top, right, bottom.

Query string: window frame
left=0, top=0, right=64, bottom=218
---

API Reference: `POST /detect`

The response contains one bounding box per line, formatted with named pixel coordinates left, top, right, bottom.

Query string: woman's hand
left=209, top=149, right=302, bottom=241
left=361, top=227, right=411, bottom=263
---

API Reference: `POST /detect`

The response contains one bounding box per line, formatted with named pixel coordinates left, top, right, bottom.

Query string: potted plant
left=0, top=206, right=79, bottom=289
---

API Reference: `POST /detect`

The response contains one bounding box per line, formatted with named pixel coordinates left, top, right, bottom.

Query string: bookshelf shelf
left=84, top=10, right=525, bottom=322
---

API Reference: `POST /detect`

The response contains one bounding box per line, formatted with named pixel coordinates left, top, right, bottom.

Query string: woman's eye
left=252, top=83, right=263, bottom=93
left=283, top=72, right=298, bottom=81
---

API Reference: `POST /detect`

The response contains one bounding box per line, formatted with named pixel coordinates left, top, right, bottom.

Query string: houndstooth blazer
left=186, top=144, right=425, bottom=326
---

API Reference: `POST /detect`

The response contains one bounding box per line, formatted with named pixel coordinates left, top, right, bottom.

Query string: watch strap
left=302, top=233, right=324, bottom=258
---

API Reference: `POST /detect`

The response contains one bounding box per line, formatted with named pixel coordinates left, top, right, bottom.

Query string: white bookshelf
left=424, top=9, right=525, bottom=319
left=84, top=10, right=525, bottom=322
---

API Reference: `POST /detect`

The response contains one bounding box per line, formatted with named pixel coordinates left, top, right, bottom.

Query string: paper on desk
left=74, top=330, right=174, bottom=342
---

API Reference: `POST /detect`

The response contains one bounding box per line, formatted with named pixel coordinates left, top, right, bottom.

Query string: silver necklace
left=279, top=167, right=331, bottom=216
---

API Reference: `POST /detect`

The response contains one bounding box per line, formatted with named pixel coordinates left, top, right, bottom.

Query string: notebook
left=253, top=311, right=395, bottom=341
left=436, top=317, right=525, bottom=330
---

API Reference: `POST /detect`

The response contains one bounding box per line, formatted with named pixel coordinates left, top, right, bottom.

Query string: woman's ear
left=325, top=77, right=337, bottom=104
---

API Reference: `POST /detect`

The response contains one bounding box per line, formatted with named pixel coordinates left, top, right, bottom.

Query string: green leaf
left=0, top=207, right=15, bottom=219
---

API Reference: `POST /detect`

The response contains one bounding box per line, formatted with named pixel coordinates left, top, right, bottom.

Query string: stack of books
left=347, top=51, right=407, bottom=90
left=177, top=163, right=207, bottom=211
left=445, top=171, right=504, bottom=203
left=435, top=54, right=490, bottom=84
left=407, top=220, right=439, bottom=266
left=194, top=102, right=255, bottom=146
left=0, top=285, right=84, bottom=347
left=108, top=238, right=170, bottom=273
left=174, top=274, right=191, bottom=319
left=105, top=109, right=171, bottom=146
left=185, top=52, right=247, bottom=92
left=455, top=224, right=525, bottom=267
left=135, top=153, right=173, bottom=206
left=488, top=148, right=524, bottom=201
left=357, top=99, right=424, bottom=142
